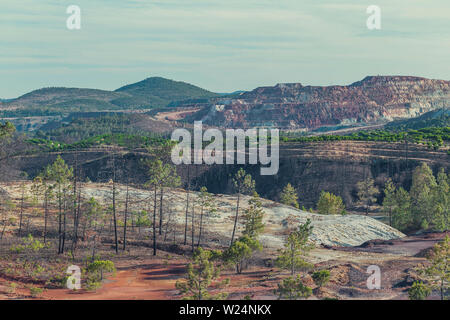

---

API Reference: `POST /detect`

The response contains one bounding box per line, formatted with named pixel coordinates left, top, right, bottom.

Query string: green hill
left=114, top=77, right=218, bottom=108
left=1, top=77, right=218, bottom=116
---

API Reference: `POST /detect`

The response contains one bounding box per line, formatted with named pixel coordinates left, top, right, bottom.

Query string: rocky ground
left=0, top=181, right=445, bottom=300
left=0, top=182, right=405, bottom=249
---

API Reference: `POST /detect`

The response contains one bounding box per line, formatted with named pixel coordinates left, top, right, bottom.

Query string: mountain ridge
left=192, top=75, right=449, bottom=130
left=1, top=77, right=218, bottom=113
left=2, top=75, right=449, bottom=132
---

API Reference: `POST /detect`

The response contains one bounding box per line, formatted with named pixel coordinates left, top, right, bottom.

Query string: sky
left=1, top=0, right=449, bottom=98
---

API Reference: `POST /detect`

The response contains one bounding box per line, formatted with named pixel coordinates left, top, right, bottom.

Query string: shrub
left=276, top=276, right=312, bottom=300
left=87, top=260, right=116, bottom=281
left=312, top=270, right=331, bottom=288
left=8, top=282, right=17, bottom=294
left=29, top=286, right=44, bottom=297
left=24, top=234, right=45, bottom=252
left=9, top=245, right=25, bottom=254
left=85, top=280, right=102, bottom=291
left=223, top=236, right=262, bottom=274
left=408, top=281, right=431, bottom=300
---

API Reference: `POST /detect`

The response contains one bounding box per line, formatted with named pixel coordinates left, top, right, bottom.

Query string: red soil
left=41, top=260, right=186, bottom=300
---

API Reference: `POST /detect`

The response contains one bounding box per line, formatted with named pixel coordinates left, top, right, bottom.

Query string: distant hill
left=1, top=77, right=219, bottom=116
left=114, top=77, right=218, bottom=108
left=192, top=76, right=450, bottom=130
left=4, top=87, right=125, bottom=114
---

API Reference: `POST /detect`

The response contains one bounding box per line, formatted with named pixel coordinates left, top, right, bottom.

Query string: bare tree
left=184, top=166, right=190, bottom=245
left=230, top=168, right=255, bottom=247
left=111, top=152, right=119, bottom=253
left=123, top=176, right=130, bottom=251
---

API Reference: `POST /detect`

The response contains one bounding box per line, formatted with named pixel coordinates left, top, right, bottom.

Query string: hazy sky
left=1, top=0, right=449, bottom=98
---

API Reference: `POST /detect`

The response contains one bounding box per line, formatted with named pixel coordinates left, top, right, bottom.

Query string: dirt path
left=41, top=261, right=186, bottom=300
left=334, top=232, right=449, bottom=256
left=154, top=108, right=200, bottom=121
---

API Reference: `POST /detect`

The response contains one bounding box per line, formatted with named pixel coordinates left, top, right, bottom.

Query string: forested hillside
left=0, top=77, right=218, bottom=117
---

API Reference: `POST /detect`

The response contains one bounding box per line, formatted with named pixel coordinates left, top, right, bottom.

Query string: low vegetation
left=281, top=127, right=450, bottom=151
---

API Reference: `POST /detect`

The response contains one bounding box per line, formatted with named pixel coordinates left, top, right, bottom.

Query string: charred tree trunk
left=184, top=166, right=190, bottom=246
left=197, top=205, right=204, bottom=248
left=18, top=182, right=25, bottom=237
left=58, top=186, right=62, bottom=254
left=153, top=184, right=157, bottom=256
left=159, top=187, right=164, bottom=235
left=191, top=204, right=195, bottom=253
left=230, top=191, right=241, bottom=247
left=43, top=193, right=48, bottom=243
left=112, top=153, right=119, bottom=254
left=123, top=180, right=129, bottom=251
left=61, top=192, right=68, bottom=254
left=71, top=151, right=79, bottom=256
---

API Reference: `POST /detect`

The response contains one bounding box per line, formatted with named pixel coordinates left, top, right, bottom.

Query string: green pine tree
left=316, top=191, right=346, bottom=215
left=280, top=183, right=299, bottom=209
left=176, top=248, right=228, bottom=300
left=241, top=192, right=265, bottom=239
left=275, top=219, right=314, bottom=276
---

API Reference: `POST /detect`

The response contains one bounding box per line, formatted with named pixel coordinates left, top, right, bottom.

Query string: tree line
left=278, top=163, right=449, bottom=233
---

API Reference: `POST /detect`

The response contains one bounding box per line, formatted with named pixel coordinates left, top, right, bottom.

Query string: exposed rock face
left=5, top=140, right=449, bottom=208
left=196, top=76, right=450, bottom=130
left=1, top=182, right=403, bottom=249
left=75, top=185, right=406, bottom=248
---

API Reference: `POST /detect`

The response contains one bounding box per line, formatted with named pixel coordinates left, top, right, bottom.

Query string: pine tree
left=419, top=235, right=449, bottom=300
left=196, top=187, right=218, bottom=248
left=431, top=169, right=449, bottom=231
left=392, top=187, right=412, bottom=231
left=223, top=235, right=262, bottom=274
left=84, top=197, right=106, bottom=261
left=146, top=159, right=163, bottom=256
left=46, top=156, right=73, bottom=254
left=280, top=183, right=299, bottom=209
left=241, top=192, right=265, bottom=239
left=410, top=163, right=437, bottom=229
left=356, top=178, right=379, bottom=216
left=276, top=275, right=312, bottom=300
left=316, top=191, right=346, bottom=215
left=31, top=170, right=54, bottom=243
left=158, top=163, right=181, bottom=236
left=17, top=174, right=28, bottom=237
left=382, top=179, right=397, bottom=226
left=0, top=200, right=15, bottom=241
left=230, top=168, right=255, bottom=246
left=275, top=219, right=314, bottom=276
left=176, top=248, right=227, bottom=300
left=145, top=159, right=180, bottom=255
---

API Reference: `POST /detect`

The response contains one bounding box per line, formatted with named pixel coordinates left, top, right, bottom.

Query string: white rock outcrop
left=1, top=182, right=404, bottom=249
left=80, top=184, right=405, bottom=249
